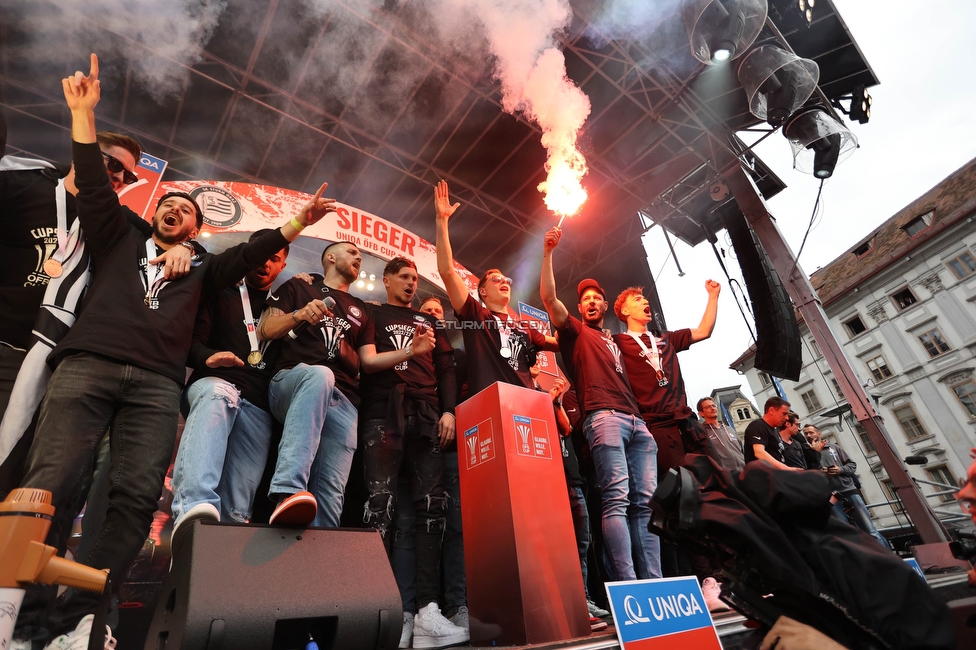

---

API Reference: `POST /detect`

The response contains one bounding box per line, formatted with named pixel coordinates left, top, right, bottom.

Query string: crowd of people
left=0, top=54, right=927, bottom=650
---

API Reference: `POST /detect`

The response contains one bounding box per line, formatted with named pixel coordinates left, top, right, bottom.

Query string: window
left=890, top=287, right=918, bottom=311
left=830, top=377, right=845, bottom=400
left=865, top=355, right=893, bottom=382
left=800, top=389, right=822, bottom=413
left=844, top=315, right=867, bottom=338
left=902, top=210, right=933, bottom=237
left=852, top=421, right=875, bottom=455
left=736, top=408, right=744, bottom=420
left=925, top=465, right=957, bottom=503
left=758, top=372, right=771, bottom=388
left=742, top=407, right=751, bottom=419
left=951, top=380, right=976, bottom=419
left=893, top=404, right=927, bottom=440
left=809, top=338, right=822, bottom=358
left=852, top=240, right=873, bottom=257
left=946, top=251, right=976, bottom=280
left=917, top=328, right=951, bottom=358
left=881, top=480, right=905, bottom=513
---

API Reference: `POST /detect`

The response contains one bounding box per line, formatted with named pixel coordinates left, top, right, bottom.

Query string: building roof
left=809, top=157, right=976, bottom=306
left=731, top=156, right=976, bottom=367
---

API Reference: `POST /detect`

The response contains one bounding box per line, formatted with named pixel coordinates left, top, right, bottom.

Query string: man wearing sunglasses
left=434, top=180, right=558, bottom=396
left=9, top=54, right=338, bottom=650
left=0, top=126, right=193, bottom=496
left=540, top=226, right=661, bottom=582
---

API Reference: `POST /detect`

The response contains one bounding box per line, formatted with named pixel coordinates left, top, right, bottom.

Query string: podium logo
left=624, top=595, right=651, bottom=625
left=513, top=415, right=532, bottom=454
left=464, top=419, right=494, bottom=469
left=466, top=432, right=478, bottom=464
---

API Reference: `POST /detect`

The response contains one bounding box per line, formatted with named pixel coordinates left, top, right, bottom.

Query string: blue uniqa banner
left=606, top=577, right=721, bottom=649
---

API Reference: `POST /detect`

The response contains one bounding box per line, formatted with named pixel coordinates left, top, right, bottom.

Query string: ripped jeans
left=172, top=377, right=274, bottom=524
left=361, top=416, right=447, bottom=610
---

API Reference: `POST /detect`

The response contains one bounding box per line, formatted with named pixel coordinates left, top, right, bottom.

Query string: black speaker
left=725, top=212, right=802, bottom=381
left=145, top=522, right=401, bottom=650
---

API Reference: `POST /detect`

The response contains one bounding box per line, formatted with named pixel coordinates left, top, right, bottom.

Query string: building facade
left=731, top=159, right=976, bottom=535
left=708, top=385, right=760, bottom=437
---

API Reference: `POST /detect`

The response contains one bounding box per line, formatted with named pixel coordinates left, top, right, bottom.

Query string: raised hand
left=434, top=180, right=460, bottom=221
left=62, top=53, right=101, bottom=112
left=705, top=279, right=721, bottom=297
left=206, top=351, right=245, bottom=368
left=410, top=323, right=436, bottom=356
left=300, top=182, right=337, bottom=226
left=543, top=227, right=562, bottom=254
left=297, top=298, right=332, bottom=325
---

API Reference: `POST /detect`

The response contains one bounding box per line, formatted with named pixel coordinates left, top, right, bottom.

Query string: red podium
left=457, top=382, right=590, bottom=646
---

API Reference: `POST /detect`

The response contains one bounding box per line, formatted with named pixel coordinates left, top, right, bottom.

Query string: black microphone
left=287, top=296, right=335, bottom=339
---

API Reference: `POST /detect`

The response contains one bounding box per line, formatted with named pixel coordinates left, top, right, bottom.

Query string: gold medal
left=247, top=350, right=263, bottom=366
left=43, top=258, right=63, bottom=278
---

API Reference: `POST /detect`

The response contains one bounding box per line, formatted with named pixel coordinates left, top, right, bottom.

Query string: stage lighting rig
left=830, top=84, right=873, bottom=124
left=738, top=45, right=819, bottom=127
left=798, top=0, right=814, bottom=23
left=682, top=0, right=767, bottom=64
left=783, top=106, right=857, bottom=178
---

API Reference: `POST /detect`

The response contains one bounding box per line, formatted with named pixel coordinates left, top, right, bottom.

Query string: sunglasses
left=102, top=153, right=139, bottom=185
left=487, top=275, right=513, bottom=286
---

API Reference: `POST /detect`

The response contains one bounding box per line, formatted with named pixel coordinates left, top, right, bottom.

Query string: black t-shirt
left=52, top=142, right=288, bottom=384
left=782, top=436, right=808, bottom=469
left=266, top=279, right=374, bottom=407
left=0, top=161, right=76, bottom=349
left=743, top=418, right=786, bottom=464
left=456, top=294, right=546, bottom=397
left=614, top=329, right=694, bottom=425
left=558, top=316, right=640, bottom=421
left=186, top=283, right=273, bottom=412
left=359, top=303, right=457, bottom=421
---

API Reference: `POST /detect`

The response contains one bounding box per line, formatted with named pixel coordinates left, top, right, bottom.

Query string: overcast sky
left=642, top=0, right=976, bottom=411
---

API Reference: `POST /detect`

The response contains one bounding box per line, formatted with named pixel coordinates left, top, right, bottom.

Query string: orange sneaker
left=269, top=491, right=317, bottom=526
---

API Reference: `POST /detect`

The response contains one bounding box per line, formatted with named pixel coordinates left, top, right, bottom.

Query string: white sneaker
left=171, top=502, right=220, bottom=558
left=701, top=577, right=730, bottom=613
left=412, top=602, right=470, bottom=649
left=43, top=614, right=117, bottom=650
left=448, top=605, right=468, bottom=629
left=399, top=611, right=415, bottom=649
left=587, top=599, right=610, bottom=618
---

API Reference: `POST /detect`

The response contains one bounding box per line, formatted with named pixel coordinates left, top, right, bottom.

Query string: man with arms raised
left=359, top=257, right=467, bottom=649
left=433, top=180, right=557, bottom=395
left=743, top=396, right=797, bottom=470
left=540, top=226, right=660, bottom=581
left=169, top=230, right=295, bottom=550
left=612, top=282, right=719, bottom=478
left=12, top=54, right=335, bottom=650
left=257, top=243, right=435, bottom=527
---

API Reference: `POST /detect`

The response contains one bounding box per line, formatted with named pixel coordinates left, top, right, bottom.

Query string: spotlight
left=368, top=273, right=376, bottom=281
left=366, top=283, right=374, bottom=291
left=200, top=231, right=211, bottom=238
left=783, top=106, right=857, bottom=179
left=357, top=280, right=365, bottom=288
left=360, top=271, right=366, bottom=278
left=682, top=0, right=767, bottom=65
left=738, top=45, right=819, bottom=127
left=848, top=85, right=872, bottom=124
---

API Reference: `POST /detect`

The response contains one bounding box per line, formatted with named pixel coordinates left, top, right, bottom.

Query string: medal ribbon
left=627, top=330, right=668, bottom=385
left=493, top=313, right=512, bottom=357
left=51, top=179, right=69, bottom=266
left=239, top=283, right=263, bottom=363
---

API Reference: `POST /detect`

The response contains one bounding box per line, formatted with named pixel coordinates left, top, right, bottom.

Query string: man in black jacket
left=11, top=54, right=337, bottom=650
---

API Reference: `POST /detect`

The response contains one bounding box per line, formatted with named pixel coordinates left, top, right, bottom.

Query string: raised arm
left=433, top=180, right=471, bottom=313
left=691, top=279, right=721, bottom=342
left=540, top=227, right=570, bottom=329
left=360, top=324, right=436, bottom=373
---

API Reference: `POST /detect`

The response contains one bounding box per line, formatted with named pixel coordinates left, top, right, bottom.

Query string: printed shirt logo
left=604, top=335, right=624, bottom=374
left=387, top=325, right=413, bottom=371
left=507, top=331, right=526, bottom=371
left=317, top=316, right=351, bottom=359
left=190, top=185, right=243, bottom=228
left=26, top=227, right=59, bottom=287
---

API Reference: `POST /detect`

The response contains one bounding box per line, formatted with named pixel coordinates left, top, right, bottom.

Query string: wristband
left=178, top=241, right=195, bottom=252
left=291, top=310, right=301, bottom=324
left=405, top=342, right=413, bottom=358
left=290, top=217, right=306, bottom=232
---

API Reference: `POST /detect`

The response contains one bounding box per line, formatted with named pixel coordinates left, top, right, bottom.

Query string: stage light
left=357, top=280, right=366, bottom=288
left=682, top=0, right=767, bottom=65
left=368, top=273, right=376, bottom=281
left=367, top=283, right=374, bottom=291
left=848, top=85, right=872, bottom=124
left=360, top=271, right=367, bottom=278
left=783, top=106, right=857, bottom=179
left=738, top=45, right=819, bottom=127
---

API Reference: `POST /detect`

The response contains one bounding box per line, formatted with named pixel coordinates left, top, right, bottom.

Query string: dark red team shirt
left=359, top=302, right=457, bottom=422
left=456, top=294, right=546, bottom=397
left=266, top=279, right=374, bottom=406
left=614, top=328, right=694, bottom=425
left=558, top=316, right=641, bottom=421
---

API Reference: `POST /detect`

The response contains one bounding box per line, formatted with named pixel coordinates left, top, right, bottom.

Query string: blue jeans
left=831, top=492, right=892, bottom=550
left=15, top=352, right=181, bottom=642
left=568, top=485, right=590, bottom=599
left=584, top=409, right=661, bottom=581
left=268, top=363, right=357, bottom=528
left=172, top=377, right=274, bottom=523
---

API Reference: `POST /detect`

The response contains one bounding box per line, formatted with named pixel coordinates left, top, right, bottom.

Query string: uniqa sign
left=605, top=576, right=722, bottom=649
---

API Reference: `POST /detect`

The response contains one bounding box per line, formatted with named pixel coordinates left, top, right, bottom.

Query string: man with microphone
left=258, top=242, right=435, bottom=527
